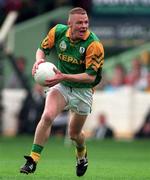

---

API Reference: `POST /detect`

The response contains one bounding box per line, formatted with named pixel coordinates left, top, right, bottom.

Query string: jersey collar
left=66, top=28, right=90, bottom=41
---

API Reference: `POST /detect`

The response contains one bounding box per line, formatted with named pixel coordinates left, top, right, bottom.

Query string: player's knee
left=41, top=111, right=54, bottom=125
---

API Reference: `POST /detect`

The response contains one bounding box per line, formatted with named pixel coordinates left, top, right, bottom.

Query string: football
left=34, top=62, right=56, bottom=86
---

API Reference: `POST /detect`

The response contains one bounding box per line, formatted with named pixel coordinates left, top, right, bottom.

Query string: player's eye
left=76, top=21, right=82, bottom=25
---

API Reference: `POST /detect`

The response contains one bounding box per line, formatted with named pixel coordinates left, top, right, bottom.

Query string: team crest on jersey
left=79, top=47, right=85, bottom=54
left=59, top=41, right=67, bottom=51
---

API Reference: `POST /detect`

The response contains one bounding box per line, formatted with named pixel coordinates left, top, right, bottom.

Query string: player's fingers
left=45, top=79, right=58, bottom=87
left=32, top=60, right=44, bottom=76
left=32, top=68, right=36, bottom=76
left=53, top=67, right=59, bottom=73
left=53, top=68, right=62, bottom=76
left=32, top=65, right=37, bottom=76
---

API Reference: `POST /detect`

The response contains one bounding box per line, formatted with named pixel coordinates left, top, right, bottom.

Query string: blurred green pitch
left=0, top=136, right=150, bottom=180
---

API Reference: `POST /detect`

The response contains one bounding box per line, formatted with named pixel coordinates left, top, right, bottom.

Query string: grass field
left=0, top=136, right=150, bottom=180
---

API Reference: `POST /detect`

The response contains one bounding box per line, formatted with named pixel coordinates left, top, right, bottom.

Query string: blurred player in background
left=20, top=7, right=104, bottom=177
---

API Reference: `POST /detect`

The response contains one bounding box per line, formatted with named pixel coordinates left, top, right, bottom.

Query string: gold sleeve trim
left=41, top=26, right=56, bottom=49
left=86, top=41, right=104, bottom=71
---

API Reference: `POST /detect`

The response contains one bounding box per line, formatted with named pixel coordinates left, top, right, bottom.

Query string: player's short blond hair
left=69, top=7, right=87, bottom=15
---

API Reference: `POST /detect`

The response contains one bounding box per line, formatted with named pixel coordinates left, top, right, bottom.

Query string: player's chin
left=77, top=34, right=84, bottom=40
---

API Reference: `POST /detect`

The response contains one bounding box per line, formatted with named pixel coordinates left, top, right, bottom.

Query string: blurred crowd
left=96, top=51, right=150, bottom=93
left=0, top=0, right=92, bottom=26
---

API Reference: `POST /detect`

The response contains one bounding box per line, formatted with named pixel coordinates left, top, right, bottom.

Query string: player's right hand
left=32, top=59, right=45, bottom=76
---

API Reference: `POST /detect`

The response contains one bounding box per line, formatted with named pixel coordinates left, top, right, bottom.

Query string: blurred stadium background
left=0, top=0, right=150, bottom=140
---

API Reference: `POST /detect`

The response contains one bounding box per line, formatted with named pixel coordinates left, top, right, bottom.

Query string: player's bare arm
left=32, top=49, right=46, bottom=76
left=45, top=69, right=96, bottom=87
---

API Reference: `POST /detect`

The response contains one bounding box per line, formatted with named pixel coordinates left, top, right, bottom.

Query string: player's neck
left=69, top=32, right=80, bottom=43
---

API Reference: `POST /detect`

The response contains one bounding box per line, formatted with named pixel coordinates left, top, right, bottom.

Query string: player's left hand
left=45, top=68, right=64, bottom=87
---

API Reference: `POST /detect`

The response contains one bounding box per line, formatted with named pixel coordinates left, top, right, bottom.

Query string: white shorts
left=45, top=83, right=93, bottom=115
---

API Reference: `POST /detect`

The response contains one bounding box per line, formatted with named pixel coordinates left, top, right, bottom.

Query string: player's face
left=68, top=13, right=89, bottom=41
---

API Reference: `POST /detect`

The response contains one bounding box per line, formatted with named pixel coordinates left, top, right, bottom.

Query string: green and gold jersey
left=40, top=24, right=104, bottom=88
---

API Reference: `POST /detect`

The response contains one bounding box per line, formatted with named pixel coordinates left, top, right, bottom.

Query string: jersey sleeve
left=85, top=41, right=104, bottom=75
left=40, top=26, right=56, bottom=55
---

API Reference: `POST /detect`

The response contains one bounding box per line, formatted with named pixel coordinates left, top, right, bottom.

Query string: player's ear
left=68, top=20, right=71, bottom=27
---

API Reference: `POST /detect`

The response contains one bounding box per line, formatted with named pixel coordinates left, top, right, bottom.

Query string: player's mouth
left=79, top=30, right=86, bottom=37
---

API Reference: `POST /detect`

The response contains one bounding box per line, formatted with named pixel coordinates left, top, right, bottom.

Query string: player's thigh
left=43, top=89, right=67, bottom=119
left=68, top=111, right=87, bottom=135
